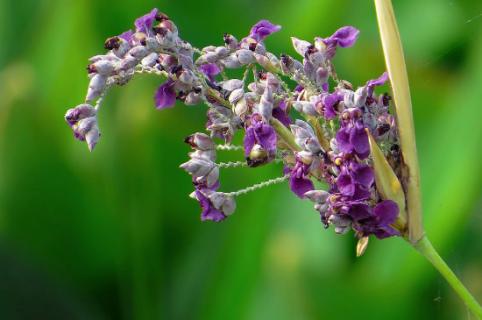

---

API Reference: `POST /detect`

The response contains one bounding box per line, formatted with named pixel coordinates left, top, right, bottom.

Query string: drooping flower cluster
left=65, top=8, right=406, bottom=244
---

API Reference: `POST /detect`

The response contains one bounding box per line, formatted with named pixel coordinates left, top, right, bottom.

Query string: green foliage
left=0, top=0, right=480, bottom=319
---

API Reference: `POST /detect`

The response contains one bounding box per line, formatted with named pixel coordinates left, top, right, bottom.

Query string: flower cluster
left=65, top=8, right=406, bottom=245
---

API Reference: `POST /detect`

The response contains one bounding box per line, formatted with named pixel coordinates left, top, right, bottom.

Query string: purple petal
left=366, top=72, right=389, bottom=96
left=373, top=200, right=399, bottom=226
left=249, top=20, right=281, bottom=42
left=336, top=128, right=352, bottom=153
left=200, top=63, right=221, bottom=82
left=329, top=26, right=360, bottom=48
left=243, top=126, right=256, bottom=157
left=353, top=164, right=374, bottom=187
left=135, top=8, right=158, bottom=34
left=336, top=173, right=355, bottom=196
left=196, top=190, right=226, bottom=222
left=118, top=30, right=134, bottom=42
left=289, top=175, right=314, bottom=198
left=272, top=100, right=291, bottom=127
left=348, top=203, right=372, bottom=221
left=257, top=124, right=277, bottom=154
left=154, top=80, right=176, bottom=109
left=322, top=92, right=343, bottom=120
left=350, top=125, right=369, bottom=158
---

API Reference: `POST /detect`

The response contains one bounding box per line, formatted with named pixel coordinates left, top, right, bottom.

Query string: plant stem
left=413, top=236, right=482, bottom=318
left=374, top=0, right=423, bottom=243
left=270, top=118, right=301, bottom=152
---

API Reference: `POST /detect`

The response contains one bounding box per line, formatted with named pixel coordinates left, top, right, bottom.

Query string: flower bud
left=118, top=56, right=138, bottom=71
left=292, top=101, right=318, bottom=116
left=208, top=192, right=236, bottom=216
left=291, top=37, right=312, bottom=56
left=184, top=91, right=202, bottom=105
left=258, top=86, right=273, bottom=121
left=89, top=60, right=115, bottom=76
left=236, top=49, right=255, bottom=65
left=229, top=88, right=244, bottom=104
left=128, top=45, right=149, bottom=59
left=304, top=189, right=330, bottom=204
left=86, top=74, right=107, bottom=102
left=222, top=54, right=242, bottom=69
left=223, top=33, right=238, bottom=50
left=141, top=52, right=159, bottom=67
left=180, top=157, right=216, bottom=178
left=185, top=133, right=215, bottom=151
left=221, top=79, right=243, bottom=91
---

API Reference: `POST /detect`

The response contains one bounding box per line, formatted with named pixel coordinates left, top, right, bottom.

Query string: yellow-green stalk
left=373, top=0, right=423, bottom=243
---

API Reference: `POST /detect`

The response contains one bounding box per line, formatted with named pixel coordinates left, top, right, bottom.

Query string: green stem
left=413, top=236, right=482, bottom=318
left=270, top=118, right=301, bottom=152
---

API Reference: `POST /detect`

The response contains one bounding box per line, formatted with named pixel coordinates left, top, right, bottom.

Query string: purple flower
left=366, top=72, right=389, bottom=96
left=321, top=92, right=343, bottom=120
left=155, top=80, right=176, bottom=109
left=335, top=122, right=369, bottom=159
left=249, top=20, right=281, bottom=42
left=289, top=160, right=314, bottom=198
left=354, top=200, right=400, bottom=239
left=135, top=8, right=158, bottom=34
left=272, top=100, right=291, bottom=127
left=199, top=63, right=221, bottom=82
left=195, top=189, right=226, bottom=222
left=244, top=115, right=277, bottom=166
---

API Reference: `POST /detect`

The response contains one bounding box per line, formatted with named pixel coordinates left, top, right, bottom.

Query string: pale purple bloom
left=323, top=26, right=359, bottom=48
left=155, top=80, right=176, bottom=109
left=119, top=30, right=134, bottom=42
left=135, top=8, right=158, bottom=34
left=321, top=92, right=343, bottom=120
left=195, top=189, right=226, bottom=222
left=249, top=20, right=281, bottom=42
left=366, top=72, right=389, bottom=96
left=199, top=63, right=221, bottom=82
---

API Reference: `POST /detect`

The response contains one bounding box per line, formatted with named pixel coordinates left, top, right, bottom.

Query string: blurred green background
left=0, top=0, right=481, bottom=319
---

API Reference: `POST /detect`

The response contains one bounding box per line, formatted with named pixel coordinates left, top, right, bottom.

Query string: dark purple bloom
left=321, top=92, right=343, bottom=120
left=335, top=122, right=369, bottom=159
left=366, top=72, right=389, bottom=96
left=155, top=80, right=176, bottom=109
left=244, top=115, right=277, bottom=166
left=199, top=63, right=221, bottom=82
left=195, top=189, right=226, bottom=222
left=289, top=160, right=314, bottom=198
left=354, top=200, right=400, bottom=239
left=135, top=8, right=158, bottom=34
left=272, top=100, right=291, bottom=127
left=336, top=173, right=355, bottom=196
left=249, top=20, right=281, bottom=42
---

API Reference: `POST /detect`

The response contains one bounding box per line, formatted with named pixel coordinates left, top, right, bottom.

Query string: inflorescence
left=65, top=8, right=406, bottom=243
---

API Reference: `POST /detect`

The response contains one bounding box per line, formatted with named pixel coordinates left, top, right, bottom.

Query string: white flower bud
left=128, top=45, right=149, bottom=59
left=184, top=91, right=202, bottom=106
left=86, top=74, right=107, bottom=102
left=292, top=101, right=318, bottom=116
left=258, top=86, right=273, bottom=121
left=185, top=133, right=215, bottom=151
left=180, top=157, right=215, bottom=178
left=91, top=60, right=115, bottom=76
left=229, top=88, right=244, bottom=104
left=354, top=86, right=367, bottom=107
left=222, top=54, right=242, bottom=69
left=141, top=52, right=159, bottom=67
left=221, top=79, right=244, bottom=91
left=215, top=46, right=228, bottom=58
left=291, top=37, right=312, bottom=56
left=118, top=56, right=138, bottom=71
left=304, top=190, right=330, bottom=203
left=236, top=49, right=255, bottom=65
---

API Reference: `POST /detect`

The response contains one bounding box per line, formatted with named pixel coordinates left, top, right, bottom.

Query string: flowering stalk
left=374, top=0, right=482, bottom=316
left=64, top=6, right=481, bottom=315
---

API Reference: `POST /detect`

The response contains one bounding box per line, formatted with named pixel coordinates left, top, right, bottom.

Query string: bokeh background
left=0, top=0, right=481, bottom=319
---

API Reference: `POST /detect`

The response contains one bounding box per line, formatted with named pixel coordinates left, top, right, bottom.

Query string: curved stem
left=412, top=236, right=482, bottom=318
